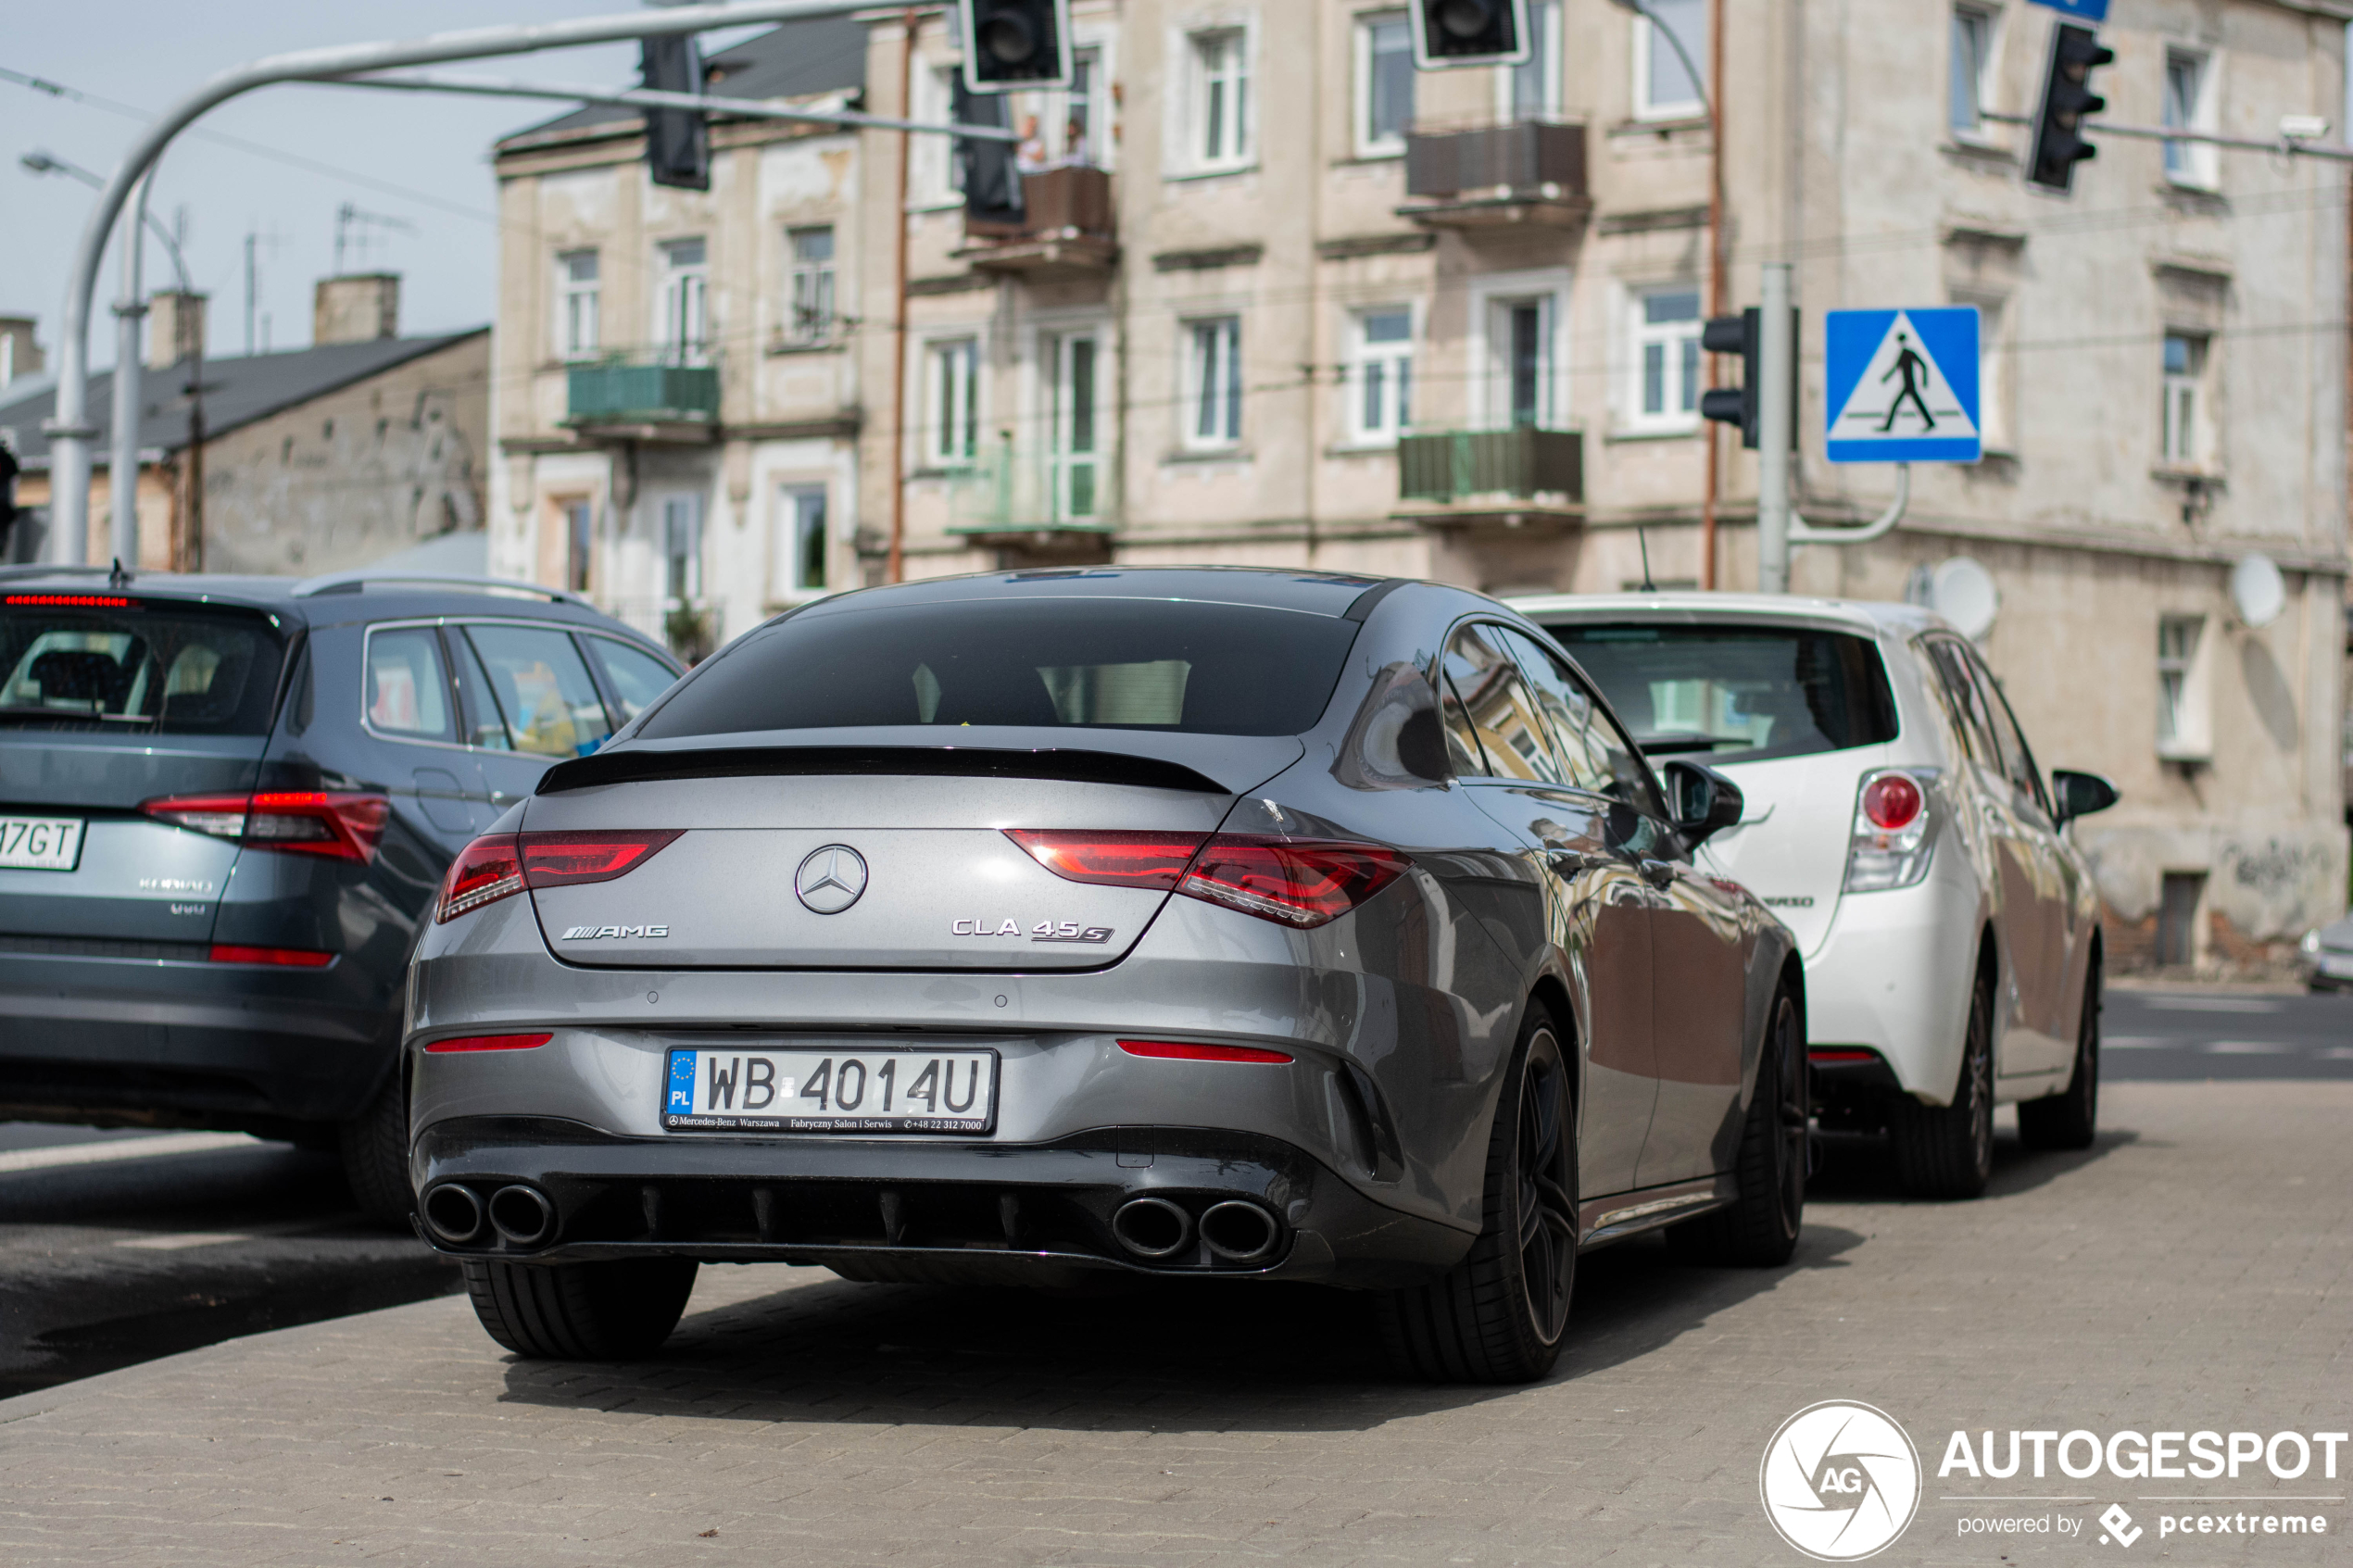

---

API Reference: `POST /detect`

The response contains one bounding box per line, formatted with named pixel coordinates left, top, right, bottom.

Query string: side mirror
left=1661, top=759, right=1745, bottom=847
left=2050, top=769, right=2119, bottom=825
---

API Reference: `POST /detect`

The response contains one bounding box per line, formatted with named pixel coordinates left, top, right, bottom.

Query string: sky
left=0, top=2, right=770, bottom=372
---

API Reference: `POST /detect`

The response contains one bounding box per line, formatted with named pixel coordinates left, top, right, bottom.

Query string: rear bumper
left=1799, top=874, right=1980, bottom=1105
left=410, top=1115, right=1473, bottom=1290
left=0, top=950, right=397, bottom=1130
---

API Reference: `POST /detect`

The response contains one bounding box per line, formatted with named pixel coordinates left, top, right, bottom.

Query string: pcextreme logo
left=1760, top=1401, right=1925, bottom=1562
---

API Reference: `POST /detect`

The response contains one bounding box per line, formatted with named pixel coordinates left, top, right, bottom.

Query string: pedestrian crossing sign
left=1824, top=307, right=1982, bottom=463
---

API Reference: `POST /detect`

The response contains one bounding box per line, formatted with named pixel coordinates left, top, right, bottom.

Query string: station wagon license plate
left=662, top=1047, right=998, bottom=1135
left=0, top=817, right=84, bottom=872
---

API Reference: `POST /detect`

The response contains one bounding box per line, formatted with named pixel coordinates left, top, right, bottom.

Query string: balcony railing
left=948, top=439, right=1114, bottom=540
left=1399, top=121, right=1589, bottom=229
left=958, top=166, right=1117, bottom=277
left=564, top=360, right=721, bottom=428
left=1398, top=427, right=1583, bottom=507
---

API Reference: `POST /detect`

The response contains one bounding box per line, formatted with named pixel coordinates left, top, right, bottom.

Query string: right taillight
left=1010, top=830, right=1411, bottom=930
left=1844, top=769, right=1935, bottom=894
left=435, top=830, right=682, bottom=923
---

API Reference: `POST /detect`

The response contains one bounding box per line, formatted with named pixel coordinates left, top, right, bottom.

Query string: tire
left=2019, top=952, right=2100, bottom=1152
left=1376, top=1006, right=1577, bottom=1384
left=461, top=1257, right=699, bottom=1361
left=1889, top=967, right=1995, bottom=1199
left=1665, top=984, right=1805, bottom=1266
left=337, top=1070, right=414, bottom=1228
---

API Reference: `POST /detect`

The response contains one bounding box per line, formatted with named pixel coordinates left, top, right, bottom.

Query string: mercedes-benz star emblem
left=795, top=845, right=869, bottom=914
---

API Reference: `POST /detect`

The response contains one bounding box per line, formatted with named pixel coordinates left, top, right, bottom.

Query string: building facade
left=488, top=1, right=2350, bottom=969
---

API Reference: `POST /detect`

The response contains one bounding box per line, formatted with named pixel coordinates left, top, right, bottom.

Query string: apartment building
left=489, top=1, right=2348, bottom=968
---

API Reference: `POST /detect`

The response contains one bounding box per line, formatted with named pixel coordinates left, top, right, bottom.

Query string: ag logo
left=1759, top=1400, right=1922, bottom=1562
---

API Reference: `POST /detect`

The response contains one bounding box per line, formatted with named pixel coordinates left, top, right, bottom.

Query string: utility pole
left=243, top=231, right=257, bottom=356
left=1755, top=262, right=1794, bottom=593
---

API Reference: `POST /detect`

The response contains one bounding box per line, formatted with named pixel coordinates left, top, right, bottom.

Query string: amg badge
left=562, top=924, right=670, bottom=940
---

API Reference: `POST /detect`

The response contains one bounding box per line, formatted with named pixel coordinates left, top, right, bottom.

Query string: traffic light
left=1698, top=307, right=1798, bottom=451
left=1411, top=0, right=1530, bottom=69
left=2026, top=21, right=2113, bottom=193
left=639, top=33, right=709, bottom=192
left=960, top=0, right=1073, bottom=92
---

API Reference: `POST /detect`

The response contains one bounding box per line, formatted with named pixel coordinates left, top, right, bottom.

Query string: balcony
left=1397, top=121, right=1590, bottom=231
left=563, top=359, right=720, bottom=443
left=1395, top=427, right=1583, bottom=529
left=947, top=439, right=1115, bottom=554
left=955, top=166, right=1117, bottom=280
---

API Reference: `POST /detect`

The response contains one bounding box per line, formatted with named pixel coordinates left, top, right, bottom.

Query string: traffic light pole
left=1755, top=262, right=1793, bottom=594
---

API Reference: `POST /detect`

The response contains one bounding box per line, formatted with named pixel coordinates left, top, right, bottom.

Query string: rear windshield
left=0, top=597, right=287, bottom=735
left=638, top=597, right=1361, bottom=739
left=1541, top=621, right=1898, bottom=763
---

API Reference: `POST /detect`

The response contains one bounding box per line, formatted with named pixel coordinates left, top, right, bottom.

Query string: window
left=1193, top=30, right=1252, bottom=169
left=1357, top=13, right=1415, bottom=157
left=2163, top=49, right=2217, bottom=187
left=661, top=495, right=702, bottom=603
left=0, top=602, right=285, bottom=735
left=1441, top=623, right=1560, bottom=784
left=1634, top=0, right=1707, bottom=120
left=562, top=499, right=593, bottom=594
left=1055, top=46, right=1104, bottom=166
left=361, top=627, right=453, bottom=742
left=1965, top=295, right=2013, bottom=453
left=583, top=636, right=681, bottom=722
left=777, top=484, right=828, bottom=596
left=1949, top=6, right=1994, bottom=139
left=1492, top=626, right=1613, bottom=794
left=1490, top=297, right=1554, bottom=428
left=556, top=249, right=599, bottom=359
left=926, top=338, right=979, bottom=465
left=2161, top=332, right=2206, bottom=466
left=1048, top=332, right=1101, bottom=519
left=2157, top=614, right=2208, bottom=759
left=462, top=625, right=613, bottom=759
left=1629, top=287, right=1702, bottom=431
left=1349, top=308, right=1414, bottom=444
left=1545, top=622, right=1901, bottom=765
left=658, top=238, right=709, bottom=365
left=912, top=65, right=966, bottom=204
left=1185, top=317, right=1243, bottom=448
left=786, top=227, right=836, bottom=344
left=1508, top=0, right=1563, bottom=119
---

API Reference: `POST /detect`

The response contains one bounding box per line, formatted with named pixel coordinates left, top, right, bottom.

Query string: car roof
left=786, top=565, right=1402, bottom=620
left=1506, top=590, right=1951, bottom=640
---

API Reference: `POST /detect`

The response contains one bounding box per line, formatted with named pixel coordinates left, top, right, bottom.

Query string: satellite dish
left=2231, top=553, right=2285, bottom=630
left=1930, top=557, right=2000, bottom=639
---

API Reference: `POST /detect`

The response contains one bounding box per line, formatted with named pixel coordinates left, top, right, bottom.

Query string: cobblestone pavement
left=1, top=1082, right=2346, bottom=1567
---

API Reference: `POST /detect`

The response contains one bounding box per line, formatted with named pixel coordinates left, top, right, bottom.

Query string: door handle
left=1639, top=859, right=1677, bottom=890
left=1546, top=848, right=1604, bottom=876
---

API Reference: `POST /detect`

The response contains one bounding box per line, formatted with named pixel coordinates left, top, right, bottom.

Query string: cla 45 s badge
left=562, top=924, right=671, bottom=940
left=951, top=919, right=1114, bottom=945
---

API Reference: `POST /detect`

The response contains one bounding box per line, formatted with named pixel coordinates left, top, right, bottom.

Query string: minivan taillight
left=1010, top=830, right=1411, bottom=930
left=1844, top=769, right=1935, bottom=893
left=142, top=791, right=390, bottom=863
left=436, top=829, right=684, bottom=923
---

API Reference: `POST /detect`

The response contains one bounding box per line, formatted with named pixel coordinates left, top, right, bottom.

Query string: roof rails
left=290, top=571, right=591, bottom=608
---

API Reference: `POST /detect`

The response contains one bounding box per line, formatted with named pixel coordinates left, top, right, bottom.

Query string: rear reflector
left=1011, top=830, right=1412, bottom=930
left=143, top=790, right=390, bottom=863
left=424, top=1032, right=554, bottom=1054
left=1808, top=1048, right=1881, bottom=1065
left=208, top=944, right=333, bottom=968
left=1003, top=830, right=1207, bottom=891
left=435, top=830, right=685, bottom=923
left=1118, top=1039, right=1295, bottom=1065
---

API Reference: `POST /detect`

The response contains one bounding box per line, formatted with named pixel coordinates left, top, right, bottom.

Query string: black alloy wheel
left=1376, top=1008, right=1577, bottom=1384
left=2019, top=952, right=2100, bottom=1151
left=1667, top=985, right=1806, bottom=1266
left=1890, top=970, right=1995, bottom=1199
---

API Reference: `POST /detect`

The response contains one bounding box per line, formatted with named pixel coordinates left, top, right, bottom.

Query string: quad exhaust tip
left=1199, top=1199, right=1279, bottom=1261
left=1110, top=1196, right=1193, bottom=1259
left=487, top=1184, right=556, bottom=1248
left=422, top=1183, right=484, bottom=1245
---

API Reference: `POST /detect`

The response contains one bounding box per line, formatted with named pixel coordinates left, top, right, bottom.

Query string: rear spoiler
left=538, top=745, right=1232, bottom=797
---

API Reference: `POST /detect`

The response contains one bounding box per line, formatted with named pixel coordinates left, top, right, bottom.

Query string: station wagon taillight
left=142, top=791, right=390, bottom=863
left=1845, top=769, right=1936, bottom=894
left=1010, top=830, right=1411, bottom=930
left=435, top=830, right=683, bottom=923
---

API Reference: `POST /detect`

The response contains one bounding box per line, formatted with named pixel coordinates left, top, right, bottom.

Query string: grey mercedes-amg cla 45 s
left=409, top=569, right=1806, bottom=1383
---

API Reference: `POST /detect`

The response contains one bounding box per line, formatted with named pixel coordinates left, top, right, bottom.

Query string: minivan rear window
left=638, top=597, right=1361, bottom=739
left=1541, top=621, right=1898, bottom=763
left=0, top=598, right=287, bottom=734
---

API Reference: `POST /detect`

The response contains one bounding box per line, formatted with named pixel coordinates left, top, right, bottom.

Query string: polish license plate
left=0, top=817, right=84, bottom=872
left=662, top=1047, right=999, bottom=1134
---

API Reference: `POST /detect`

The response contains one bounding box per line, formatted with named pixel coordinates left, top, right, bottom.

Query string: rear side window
left=461, top=625, right=614, bottom=759
left=1441, top=623, right=1561, bottom=785
left=637, top=597, right=1360, bottom=739
left=585, top=636, right=681, bottom=722
left=364, top=628, right=454, bottom=742
left=0, top=598, right=285, bottom=734
left=1544, top=621, right=1898, bottom=764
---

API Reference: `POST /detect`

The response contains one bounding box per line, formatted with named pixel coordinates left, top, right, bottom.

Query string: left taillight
left=1010, top=830, right=1411, bottom=931
left=142, top=791, right=390, bottom=863
left=435, top=829, right=683, bottom=924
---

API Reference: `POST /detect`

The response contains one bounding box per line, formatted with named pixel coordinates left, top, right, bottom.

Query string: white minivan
left=1514, top=593, right=2120, bottom=1198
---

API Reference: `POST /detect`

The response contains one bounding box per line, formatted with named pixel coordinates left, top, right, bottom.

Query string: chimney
left=147, top=291, right=208, bottom=370
left=0, top=317, right=44, bottom=389
left=313, top=273, right=399, bottom=345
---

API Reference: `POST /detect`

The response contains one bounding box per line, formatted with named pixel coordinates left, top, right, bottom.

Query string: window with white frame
left=657, top=238, right=709, bottom=365
left=1633, top=0, right=1707, bottom=120
left=661, top=494, right=702, bottom=603
left=2157, top=614, right=2209, bottom=759
left=556, top=249, right=600, bottom=359
left=1507, top=0, right=1563, bottom=119
left=1490, top=296, right=1556, bottom=428
left=1629, top=286, right=1702, bottom=431
left=912, top=64, right=967, bottom=204
left=1185, top=316, right=1243, bottom=448
left=926, top=338, right=979, bottom=466
left=1949, top=6, right=1995, bottom=139
left=776, top=483, right=828, bottom=596
left=2162, top=49, right=2218, bottom=187
left=561, top=498, right=594, bottom=593
left=2160, top=332, right=2208, bottom=466
left=1357, top=13, right=1415, bottom=157
left=1965, top=294, right=2013, bottom=453
left=1054, top=45, right=1105, bottom=166
left=1192, top=30, right=1252, bottom=169
left=1349, top=308, right=1414, bottom=444
left=786, top=226, right=836, bottom=344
